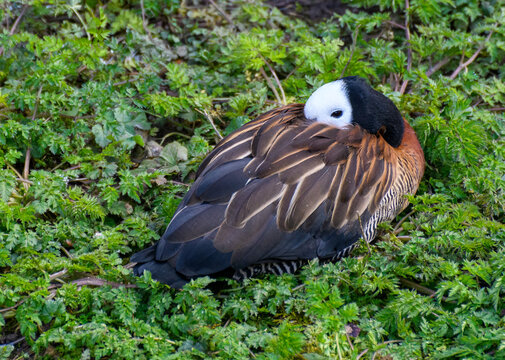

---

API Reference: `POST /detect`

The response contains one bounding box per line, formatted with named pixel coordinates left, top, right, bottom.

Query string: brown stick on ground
left=66, top=277, right=138, bottom=289
left=399, top=0, right=411, bottom=95
left=140, top=0, right=153, bottom=40
left=200, top=109, right=224, bottom=140
left=209, top=0, right=236, bottom=29
left=426, top=57, right=452, bottom=77
left=399, top=276, right=455, bottom=303
left=0, top=299, right=26, bottom=314
left=0, top=273, right=137, bottom=315
left=449, top=30, right=494, bottom=80
left=340, top=25, right=361, bottom=79
left=0, top=5, right=29, bottom=57
left=260, top=55, right=287, bottom=105
left=22, top=86, right=43, bottom=190
left=260, top=67, right=283, bottom=104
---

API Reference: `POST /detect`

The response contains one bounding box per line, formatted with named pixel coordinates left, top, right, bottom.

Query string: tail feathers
left=133, top=260, right=188, bottom=289
left=130, top=244, right=156, bottom=263
left=131, top=244, right=188, bottom=289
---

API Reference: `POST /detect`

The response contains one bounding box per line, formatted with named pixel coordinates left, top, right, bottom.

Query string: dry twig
left=371, top=340, right=403, bottom=359
left=0, top=299, right=26, bottom=314
left=23, top=149, right=31, bottom=191
left=357, top=340, right=403, bottom=360
left=209, top=0, right=236, bottom=29
left=113, top=77, right=138, bottom=87
left=170, top=180, right=190, bottom=187
left=345, top=331, right=355, bottom=351
left=394, top=209, right=415, bottom=233
left=0, top=5, right=29, bottom=57
left=387, top=20, right=406, bottom=30
left=260, top=54, right=286, bottom=104
left=0, top=336, right=25, bottom=347
left=426, top=57, right=452, bottom=77
left=62, top=165, right=82, bottom=172
left=196, top=109, right=223, bottom=140
left=22, top=86, right=43, bottom=191
left=292, top=283, right=306, bottom=292
left=449, top=30, right=494, bottom=80
left=70, top=6, right=91, bottom=41
left=0, top=272, right=136, bottom=316
left=265, top=99, right=284, bottom=106
left=46, top=276, right=137, bottom=291
left=160, top=132, right=191, bottom=146
left=49, top=269, right=69, bottom=281
left=356, top=349, right=369, bottom=360
left=336, top=332, right=343, bottom=360
left=60, top=246, right=73, bottom=259
left=340, top=25, right=361, bottom=79
left=399, top=0, right=411, bottom=95
left=68, top=177, right=90, bottom=183
left=124, top=262, right=137, bottom=269
left=6, top=163, right=23, bottom=179
left=140, top=0, right=152, bottom=39
left=204, top=110, right=224, bottom=140
left=16, top=178, right=34, bottom=185
left=68, top=277, right=138, bottom=289
left=260, top=67, right=283, bottom=104
left=399, top=276, right=454, bottom=303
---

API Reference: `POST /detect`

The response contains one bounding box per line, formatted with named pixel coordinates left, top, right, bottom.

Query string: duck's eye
left=331, top=110, right=343, bottom=118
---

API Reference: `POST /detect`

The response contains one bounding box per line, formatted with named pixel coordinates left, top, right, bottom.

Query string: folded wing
left=133, top=104, right=399, bottom=285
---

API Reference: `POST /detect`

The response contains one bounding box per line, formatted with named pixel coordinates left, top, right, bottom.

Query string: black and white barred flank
left=233, top=259, right=306, bottom=280
left=232, top=242, right=361, bottom=280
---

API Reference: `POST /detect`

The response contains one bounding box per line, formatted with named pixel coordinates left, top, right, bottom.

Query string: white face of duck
left=303, top=80, right=353, bottom=128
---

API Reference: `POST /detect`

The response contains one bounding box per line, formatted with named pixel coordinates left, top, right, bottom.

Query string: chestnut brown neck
left=400, top=119, right=425, bottom=176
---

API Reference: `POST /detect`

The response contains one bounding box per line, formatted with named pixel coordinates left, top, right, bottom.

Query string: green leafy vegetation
left=1, top=0, right=505, bottom=358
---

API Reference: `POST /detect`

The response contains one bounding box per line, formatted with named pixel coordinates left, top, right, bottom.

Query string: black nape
left=342, top=76, right=404, bottom=148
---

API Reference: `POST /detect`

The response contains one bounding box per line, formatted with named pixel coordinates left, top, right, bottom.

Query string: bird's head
left=303, top=76, right=405, bottom=148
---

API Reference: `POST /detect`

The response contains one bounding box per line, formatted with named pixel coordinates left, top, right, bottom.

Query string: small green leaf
left=159, top=141, right=188, bottom=172
left=132, top=134, right=145, bottom=146
left=92, top=124, right=110, bottom=147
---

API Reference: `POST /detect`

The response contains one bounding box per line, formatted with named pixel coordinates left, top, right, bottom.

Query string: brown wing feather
left=196, top=105, right=304, bottom=178
left=278, top=155, right=325, bottom=184
left=251, top=120, right=287, bottom=158
left=278, top=168, right=336, bottom=231
left=226, top=176, right=285, bottom=227
left=292, top=122, right=331, bottom=146
left=245, top=127, right=300, bottom=176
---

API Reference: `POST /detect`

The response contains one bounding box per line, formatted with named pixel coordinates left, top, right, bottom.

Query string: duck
left=131, top=76, right=425, bottom=288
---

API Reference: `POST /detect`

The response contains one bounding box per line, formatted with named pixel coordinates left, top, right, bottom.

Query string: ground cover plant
left=1, top=0, right=505, bottom=358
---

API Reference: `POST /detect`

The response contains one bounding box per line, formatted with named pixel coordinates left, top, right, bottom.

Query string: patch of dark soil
left=268, top=0, right=379, bottom=22
left=268, top=0, right=353, bottom=21
left=0, top=332, right=32, bottom=359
